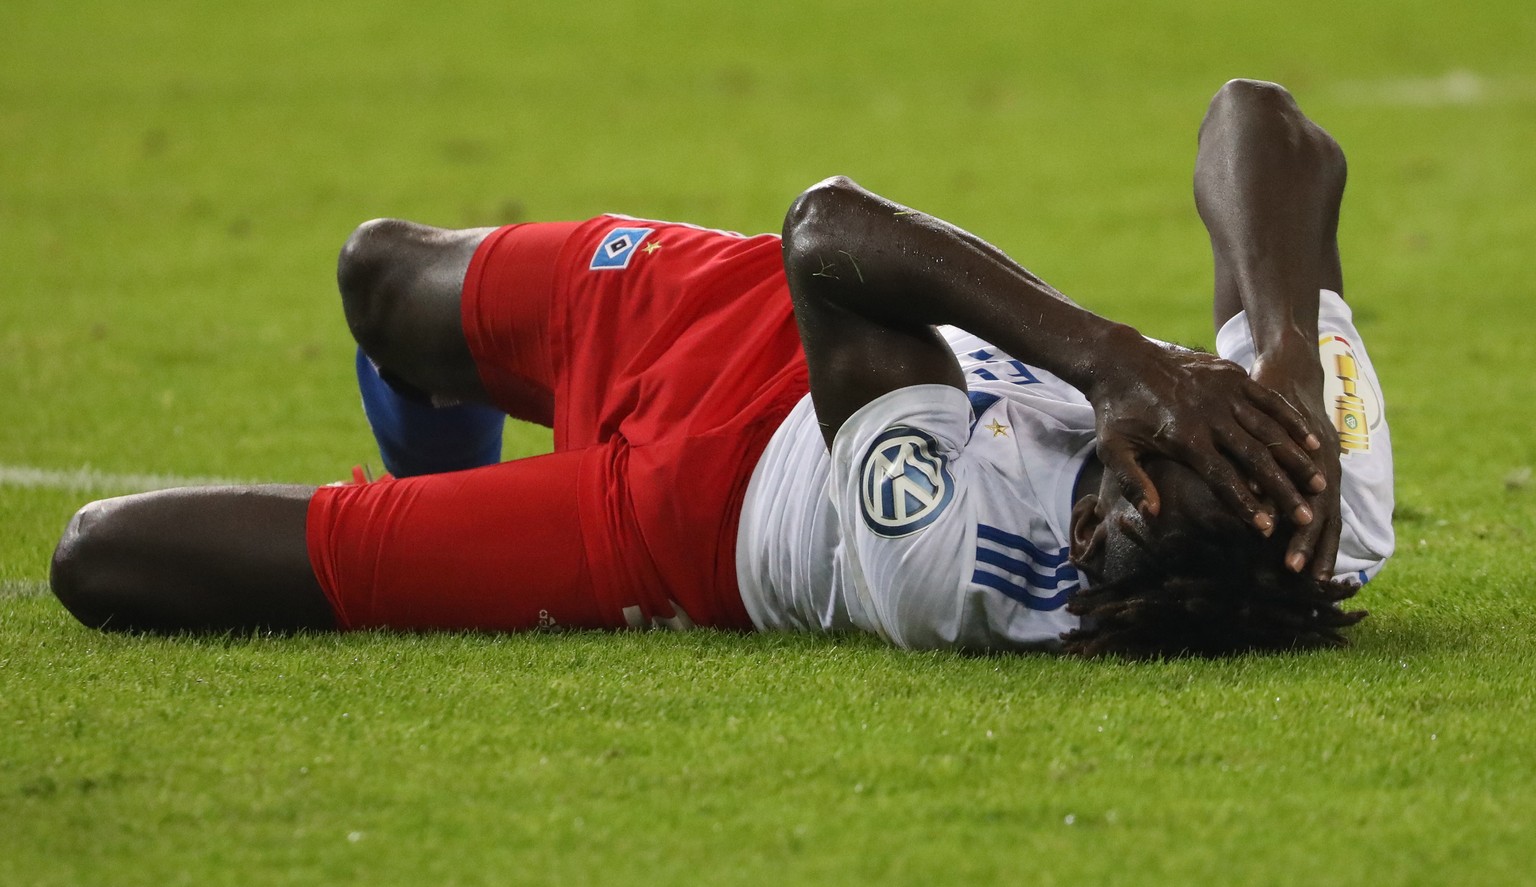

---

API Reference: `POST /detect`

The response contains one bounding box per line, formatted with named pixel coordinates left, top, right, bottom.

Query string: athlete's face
left=1070, top=459, right=1262, bottom=582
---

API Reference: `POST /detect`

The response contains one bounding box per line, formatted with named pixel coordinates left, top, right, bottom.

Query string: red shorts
left=306, top=217, right=809, bottom=632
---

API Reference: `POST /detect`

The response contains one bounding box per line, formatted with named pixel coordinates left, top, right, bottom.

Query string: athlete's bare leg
left=50, top=485, right=333, bottom=632
left=50, top=221, right=528, bottom=632
left=46, top=221, right=490, bottom=632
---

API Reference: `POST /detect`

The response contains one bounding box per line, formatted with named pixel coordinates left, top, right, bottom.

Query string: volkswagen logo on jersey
left=860, top=427, right=955, bottom=537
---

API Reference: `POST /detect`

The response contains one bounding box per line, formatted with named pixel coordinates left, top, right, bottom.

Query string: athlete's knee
left=50, top=498, right=129, bottom=631
left=336, top=218, right=479, bottom=394
left=337, top=218, right=418, bottom=354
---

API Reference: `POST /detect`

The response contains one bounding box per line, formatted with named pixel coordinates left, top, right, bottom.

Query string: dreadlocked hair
left=1060, top=547, right=1367, bottom=659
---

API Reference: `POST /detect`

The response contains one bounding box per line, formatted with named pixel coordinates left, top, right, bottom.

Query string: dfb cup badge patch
left=1318, top=334, right=1383, bottom=455
left=860, top=427, right=955, bottom=537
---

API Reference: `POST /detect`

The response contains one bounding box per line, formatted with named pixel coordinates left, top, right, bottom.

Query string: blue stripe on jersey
left=974, top=546, right=1077, bottom=589
left=970, top=569, right=1074, bottom=611
left=976, top=524, right=1071, bottom=566
left=964, top=349, right=1041, bottom=386
left=972, top=523, right=1078, bottom=611
left=967, top=391, right=1001, bottom=434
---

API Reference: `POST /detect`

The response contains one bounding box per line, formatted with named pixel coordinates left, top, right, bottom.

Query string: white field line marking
left=1, top=580, right=50, bottom=599
left=0, top=464, right=258, bottom=496
left=1331, top=70, right=1508, bottom=107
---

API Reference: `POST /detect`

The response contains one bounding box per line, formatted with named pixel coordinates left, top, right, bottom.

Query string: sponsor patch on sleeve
left=589, top=227, right=653, bottom=270
left=1319, top=334, right=1382, bottom=454
left=860, top=427, right=955, bottom=537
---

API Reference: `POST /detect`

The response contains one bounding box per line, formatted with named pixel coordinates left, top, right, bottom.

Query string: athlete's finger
left=1233, top=401, right=1326, bottom=494
left=1216, top=424, right=1313, bottom=527
left=1220, top=414, right=1316, bottom=526
left=1308, top=513, right=1343, bottom=581
left=1185, top=446, right=1273, bottom=535
left=1282, top=500, right=1340, bottom=574
left=1098, top=439, right=1160, bottom=517
left=1243, top=382, right=1320, bottom=451
left=1283, top=519, right=1318, bottom=573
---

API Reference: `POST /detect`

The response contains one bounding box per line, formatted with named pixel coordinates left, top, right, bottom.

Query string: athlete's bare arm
left=1193, top=79, right=1348, bottom=578
left=781, top=177, right=1325, bottom=538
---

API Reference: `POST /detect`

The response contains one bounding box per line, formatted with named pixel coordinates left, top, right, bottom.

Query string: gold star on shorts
left=984, top=419, right=1009, bottom=437
left=641, top=240, right=662, bottom=254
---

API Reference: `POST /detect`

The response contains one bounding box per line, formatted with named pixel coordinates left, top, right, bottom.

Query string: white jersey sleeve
left=827, top=382, right=1087, bottom=651
left=1215, top=289, right=1396, bottom=582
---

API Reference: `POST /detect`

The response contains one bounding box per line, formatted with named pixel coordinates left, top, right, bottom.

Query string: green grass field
left=5, top=1, right=1536, bottom=883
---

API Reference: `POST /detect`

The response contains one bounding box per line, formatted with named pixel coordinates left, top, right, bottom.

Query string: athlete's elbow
left=783, top=176, right=865, bottom=277
left=783, top=176, right=862, bottom=241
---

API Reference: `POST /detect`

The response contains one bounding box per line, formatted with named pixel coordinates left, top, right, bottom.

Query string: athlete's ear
left=1069, top=494, right=1108, bottom=570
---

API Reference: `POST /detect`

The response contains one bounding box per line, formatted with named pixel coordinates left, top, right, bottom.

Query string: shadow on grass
left=16, top=585, right=1501, bottom=675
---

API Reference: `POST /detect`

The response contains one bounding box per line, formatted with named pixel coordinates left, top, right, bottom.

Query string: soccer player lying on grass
left=50, top=79, right=1393, bottom=657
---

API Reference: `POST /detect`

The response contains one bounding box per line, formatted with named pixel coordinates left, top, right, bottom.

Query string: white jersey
left=735, top=290, right=1395, bottom=652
